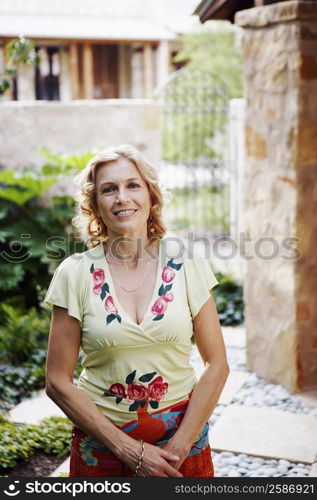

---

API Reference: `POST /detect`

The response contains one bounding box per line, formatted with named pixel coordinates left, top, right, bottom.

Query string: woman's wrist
left=133, top=439, right=145, bottom=476
left=164, top=435, right=191, bottom=459
left=111, top=433, right=142, bottom=467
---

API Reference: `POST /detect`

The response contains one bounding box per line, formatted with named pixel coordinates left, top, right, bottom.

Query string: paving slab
left=221, top=326, right=246, bottom=348
left=50, top=457, right=70, bottom=477
left=218, top=371, right=249, bottom=405
left=191, top=345, right=249, bottom=405
left=210, top=405, right=317, bottom=464
left=9, top=389, right=66, bottom=424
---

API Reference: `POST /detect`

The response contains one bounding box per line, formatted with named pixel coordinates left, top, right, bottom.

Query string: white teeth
left=115, top=210, right=136, bottom=216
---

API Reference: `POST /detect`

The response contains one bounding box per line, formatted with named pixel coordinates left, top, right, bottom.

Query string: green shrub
left=0, top=415, right=72, bottom=469
left=0, top=159, right=87, bottom=312
left=213, top=272, right=244, bottom=325
left=0, top=305, right=50, bottom=364
left=36, top=417, right=72, bottom=458
left=0, top=416, right=40, bottom=469
left=0, top=364, right=45, bottom=412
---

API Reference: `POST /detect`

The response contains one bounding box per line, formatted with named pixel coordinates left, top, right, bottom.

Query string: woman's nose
left=116, top=186, right=130, bottom=203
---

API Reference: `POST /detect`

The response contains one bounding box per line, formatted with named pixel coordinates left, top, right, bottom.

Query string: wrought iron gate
left=157, top=70, right=230, bottom=239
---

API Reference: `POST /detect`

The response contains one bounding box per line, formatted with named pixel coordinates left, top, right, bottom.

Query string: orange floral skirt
left=69, top=400, right=214, bottom=477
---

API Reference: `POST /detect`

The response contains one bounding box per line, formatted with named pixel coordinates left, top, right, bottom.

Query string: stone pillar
left=143, top=44, right=154, bottom=98
left=155, top=40, right=169, bottom=88
left=83, top=43, right=94, bottom=99
left=59, top=47, right=72, bottom=101
left=131, top=45, right=144, bottom=98
left=118, top=44, right=132, bottom=98
left=17, top=63, right=36, bottom=100
left=236, top=1, right=317, bottom=392
left=69, top=43, right=80, bottom=100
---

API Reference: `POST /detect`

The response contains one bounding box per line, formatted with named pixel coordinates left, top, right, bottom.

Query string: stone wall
left=0, top=99, right=161, bottom=169
left=236, top=1, right=317, bottom=392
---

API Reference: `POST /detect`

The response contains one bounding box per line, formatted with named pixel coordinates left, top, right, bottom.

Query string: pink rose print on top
left=92, top=268, right=105, bottom=295
left=90, top=263, right=121, bottom=324
left=102, top=370, right=168, bottom=412
left=148, top=376, right=168, bottom=402
left=151, top=297, right=168, bottom=316
left=93, top=268, right=105, bottom=285
left=151, top=257, right=183, bottom=321
left=161, top=266, right=175, bottom=283
left=104, top=295, right=118, bottom=315
left=109, top=383, right=126, bottom=398
left=163, top=291, right=174, bottom=302
left=93, top=284, right=101, bottom=295
left=127, top=383, right=148, bottom=401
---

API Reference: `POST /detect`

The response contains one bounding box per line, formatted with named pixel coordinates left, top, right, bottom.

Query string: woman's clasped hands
left=126, top=441, right=185, bottom=477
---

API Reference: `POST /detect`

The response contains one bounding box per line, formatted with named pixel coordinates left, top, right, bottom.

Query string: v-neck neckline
left=102, top=239, right=163, bottom=328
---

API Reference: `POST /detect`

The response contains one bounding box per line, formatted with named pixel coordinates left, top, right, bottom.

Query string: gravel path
left=197, top=343, right=316, bottom=477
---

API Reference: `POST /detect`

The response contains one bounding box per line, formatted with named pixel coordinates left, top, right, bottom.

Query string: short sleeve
left=183, top=251, right=219, bottom=319
left=44, top=254, right=85, bottom=323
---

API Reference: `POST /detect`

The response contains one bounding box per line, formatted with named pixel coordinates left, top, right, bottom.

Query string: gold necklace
left=106, top=256, right=152, bottom=293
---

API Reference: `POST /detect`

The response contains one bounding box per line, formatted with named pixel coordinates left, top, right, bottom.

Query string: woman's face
left=95, top=158, right=152, bottom=238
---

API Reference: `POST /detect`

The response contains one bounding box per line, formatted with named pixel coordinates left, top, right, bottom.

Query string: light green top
left=45, top=237, right=218, bottom=427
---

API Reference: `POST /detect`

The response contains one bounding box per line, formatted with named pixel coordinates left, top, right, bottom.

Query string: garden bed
left=0, top=451, right=65, bottom=477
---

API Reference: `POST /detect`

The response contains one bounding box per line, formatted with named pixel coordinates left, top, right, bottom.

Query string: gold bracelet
left=133, top=439, right=145, bottom=477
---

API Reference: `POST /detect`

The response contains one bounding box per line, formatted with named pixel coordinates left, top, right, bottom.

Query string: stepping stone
left=210, top=405, right=317, bottom=464
left=9, top=390, right=66, bottom=425
left=222, top=326, right=246, bottom=348
left=50, top=457, right=70, bottom=477
left=218, top=371, right=249, bottom=405
left=191, top=345, right=248, bottom=405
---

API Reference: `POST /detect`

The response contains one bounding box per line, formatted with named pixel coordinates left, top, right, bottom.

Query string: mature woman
left=45, top=144, right=229, bottom=477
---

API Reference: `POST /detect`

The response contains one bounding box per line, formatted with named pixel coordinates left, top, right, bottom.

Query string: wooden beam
left=69, top=43, right=79, bottom=99
left=143, top=44, right=154, bottom=98
left=83, top=43, right=94, bottom=99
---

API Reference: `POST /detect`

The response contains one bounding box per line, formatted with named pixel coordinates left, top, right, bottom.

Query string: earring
left=150, top=227, right=155, bottom=233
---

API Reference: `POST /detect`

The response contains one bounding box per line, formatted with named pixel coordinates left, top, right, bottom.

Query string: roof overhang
left=0, top=14, right=176, bottom=42
left=193, top=0, right=251, bottom=22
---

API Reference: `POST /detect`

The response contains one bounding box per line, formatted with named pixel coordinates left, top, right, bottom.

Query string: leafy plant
left=0, top=418, right=40, bottom=469
left=0, top=363, right=45, bottom=413
left=37, top=148, right=95, bottom=175
left=0, top=160, right=86, bottom=311
left=213, top=272, right=244, bottom=325
left=35, top=417, right=72, bottom=458
left=0, top=415, right=72, bottom=469
left=0, top=304, right=50, bottom=364
left=0, top=36, right=40, bottom=96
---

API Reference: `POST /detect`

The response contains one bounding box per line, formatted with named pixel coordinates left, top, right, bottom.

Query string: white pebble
left=228, top=468, right=241, bottom=477
left=220, top=452, right=234, bottom=458
left=227, top=456, right=241, bottom=466
left=276, top=466, right=288, bottom=475
left=257, top=467, right=277, bottom=476
left=279, top=459, right=290, bottom=467
left=248, top=463, right=261, bottom=470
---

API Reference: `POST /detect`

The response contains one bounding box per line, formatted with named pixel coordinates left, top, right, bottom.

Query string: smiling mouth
left=114, top=209, right=137, bottom=217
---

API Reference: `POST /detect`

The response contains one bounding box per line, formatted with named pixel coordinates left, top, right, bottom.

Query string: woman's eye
left=102, top=186, right=116, bottom=193
left=129, top=183, right=140, bottom=188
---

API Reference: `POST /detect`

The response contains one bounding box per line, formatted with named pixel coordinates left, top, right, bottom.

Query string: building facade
left=0, top=0, right=198, bottom=101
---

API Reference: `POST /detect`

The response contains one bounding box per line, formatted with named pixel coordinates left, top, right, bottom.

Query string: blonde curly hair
left=72, top=144, right=167, bottom=248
